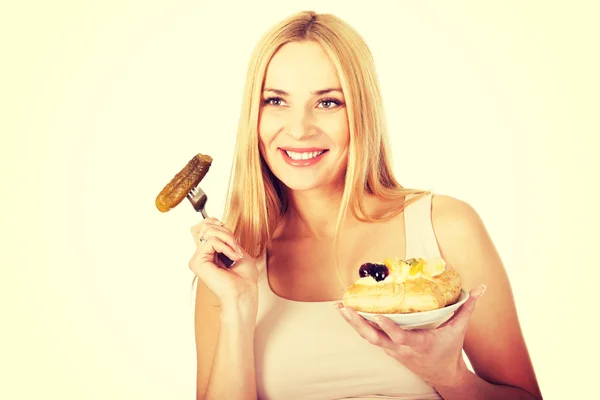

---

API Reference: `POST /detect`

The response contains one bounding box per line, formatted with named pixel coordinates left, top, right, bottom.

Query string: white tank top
left=254, top=193, right=443, bottom=399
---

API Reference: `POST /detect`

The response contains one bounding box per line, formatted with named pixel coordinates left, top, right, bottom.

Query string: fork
left=187, top=186, right=235, bottom=268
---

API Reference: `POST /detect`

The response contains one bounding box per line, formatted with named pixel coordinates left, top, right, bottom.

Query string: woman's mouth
left=279, top=148, right=328, bottom=167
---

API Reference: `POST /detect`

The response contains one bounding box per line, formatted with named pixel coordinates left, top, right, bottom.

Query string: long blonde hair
left=223, top=11, right=429, bottom=262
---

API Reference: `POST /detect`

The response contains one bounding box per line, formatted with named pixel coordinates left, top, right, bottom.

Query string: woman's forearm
left=203, top=304, right=257, bottom=400
left=433, top=369, right=540, bottom=400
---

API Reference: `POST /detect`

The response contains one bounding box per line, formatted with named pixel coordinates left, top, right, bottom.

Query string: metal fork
left=187, top=186, right=235, bottom=268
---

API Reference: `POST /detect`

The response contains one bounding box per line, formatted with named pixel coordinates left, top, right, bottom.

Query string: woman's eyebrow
left=262, top=88, right=343, bottom=96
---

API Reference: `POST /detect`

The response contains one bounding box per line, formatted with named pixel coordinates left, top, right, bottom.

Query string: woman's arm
left=434, top=369, right=540, bottom=399
left=194, top=279, right=258, bottom=400
left=190, top=218, right=259, bottom=400
left=431, top=194, right=542, bottom=399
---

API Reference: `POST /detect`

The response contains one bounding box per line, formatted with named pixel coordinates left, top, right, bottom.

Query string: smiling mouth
left=278, top=148, right=329, bottom=167
left=283, top=149, right=327, bottom=160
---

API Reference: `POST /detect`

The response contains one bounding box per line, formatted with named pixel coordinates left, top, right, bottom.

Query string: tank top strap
left=403, top=192, right=442, bottom=260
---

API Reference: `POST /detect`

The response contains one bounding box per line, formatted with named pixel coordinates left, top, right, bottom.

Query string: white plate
left=356, top=289, right=470, bottom=330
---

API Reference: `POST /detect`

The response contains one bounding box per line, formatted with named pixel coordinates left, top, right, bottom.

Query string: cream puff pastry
left=342, top=258, right=461, bottom=314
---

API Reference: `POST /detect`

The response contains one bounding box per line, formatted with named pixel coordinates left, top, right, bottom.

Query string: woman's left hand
left=335, top=285, right=486, bottom=388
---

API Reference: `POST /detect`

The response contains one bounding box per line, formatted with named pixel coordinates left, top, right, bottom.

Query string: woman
left=189, top=11, right=542, bottom=400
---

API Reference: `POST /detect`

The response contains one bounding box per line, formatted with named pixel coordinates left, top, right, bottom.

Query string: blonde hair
left=224, top=11, right=429, bottom=267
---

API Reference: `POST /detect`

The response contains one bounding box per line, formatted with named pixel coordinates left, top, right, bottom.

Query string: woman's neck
left=280, top=186, right=358, bottom=239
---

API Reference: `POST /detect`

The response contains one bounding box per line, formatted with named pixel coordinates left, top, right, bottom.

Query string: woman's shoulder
left=430, top=193, right=494, bottom=277
left=430, top=194, right=482, bottom=228
left=402, top=191, right=479, bottom=220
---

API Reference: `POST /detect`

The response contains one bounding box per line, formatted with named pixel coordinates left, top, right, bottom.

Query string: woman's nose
left=286, top=108, right=316, bottom=140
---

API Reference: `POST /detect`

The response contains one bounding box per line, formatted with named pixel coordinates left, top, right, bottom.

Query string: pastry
left=155, top=153, right=213, bottom=212
left=342, top=257, right=461, bottom=314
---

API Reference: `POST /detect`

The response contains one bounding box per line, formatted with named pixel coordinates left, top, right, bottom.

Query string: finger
left=190, top=219, right=226, bottom=243
left=202, top=236, right=243, bottom=264
left=443, top=284, right=486, bottom=331
left=188, top=245, right=233, bottom=281
left=190, top=218, right=224, bottom=232
left=198, top=223, right=236, bottom=242
left=205, top=217, right=224, bottom=226
left=191, top=219, right=224, bottom=238
left=194, top=225, right=243, bottom=258
left=372, top=315, right=427, bottom=348
left=334, top=303, right=394, bottom=349
left=366, top=320, right=381, bottom=329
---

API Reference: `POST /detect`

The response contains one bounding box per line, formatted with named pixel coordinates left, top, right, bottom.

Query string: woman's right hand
left=189, top=218, right=259, bottom=313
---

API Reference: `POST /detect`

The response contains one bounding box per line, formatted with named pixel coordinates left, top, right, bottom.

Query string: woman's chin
left=278, top=176, right=345, bottom=194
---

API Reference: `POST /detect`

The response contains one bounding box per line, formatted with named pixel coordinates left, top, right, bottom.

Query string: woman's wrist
left=430, top=360, right=471, bottom=392
left=220, top=290, right=258, bottom=325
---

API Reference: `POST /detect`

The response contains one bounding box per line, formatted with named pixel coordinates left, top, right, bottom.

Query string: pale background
left=2, top=1, right=598, bottom=399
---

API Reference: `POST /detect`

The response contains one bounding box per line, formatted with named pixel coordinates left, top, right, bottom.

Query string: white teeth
left=284, top=150, right=325, bottom=160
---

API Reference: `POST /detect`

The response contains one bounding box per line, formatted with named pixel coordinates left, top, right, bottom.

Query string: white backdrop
left=3, top=1, right=598, bottom=399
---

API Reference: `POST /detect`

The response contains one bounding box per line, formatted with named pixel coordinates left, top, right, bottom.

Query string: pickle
left=155, top=153, right=213, bottom=212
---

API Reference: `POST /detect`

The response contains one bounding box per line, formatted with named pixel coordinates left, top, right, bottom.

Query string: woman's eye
left=263, top=97, right=286, bottom=107
left=317, top=99, right=342, bottom=109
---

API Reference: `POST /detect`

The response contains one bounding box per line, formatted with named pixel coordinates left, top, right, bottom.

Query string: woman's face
left=258, top=41, right=350, bottom=193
